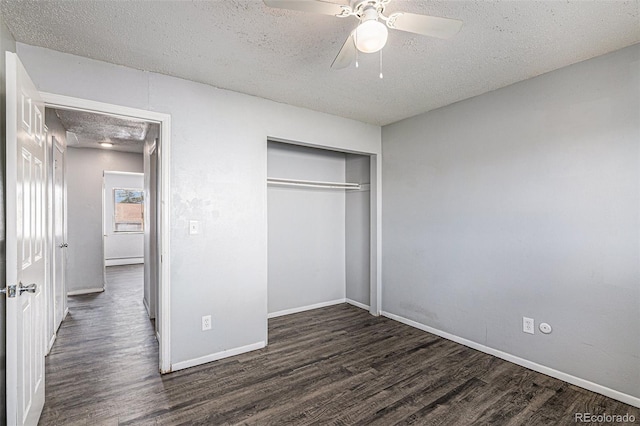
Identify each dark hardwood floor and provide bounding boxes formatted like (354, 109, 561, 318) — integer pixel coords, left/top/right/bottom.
(40, 266, 639, 425)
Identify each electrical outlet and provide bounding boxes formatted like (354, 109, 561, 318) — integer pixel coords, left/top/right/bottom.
(523, 317, 534, 334)
(201, 315, 212, 331)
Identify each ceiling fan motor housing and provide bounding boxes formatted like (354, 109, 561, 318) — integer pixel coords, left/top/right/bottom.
(350, 0, 388, 19)
(360, 6, 379, 23)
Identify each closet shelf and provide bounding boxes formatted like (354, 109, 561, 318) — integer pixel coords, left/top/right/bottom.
(267, 177, 361, 190)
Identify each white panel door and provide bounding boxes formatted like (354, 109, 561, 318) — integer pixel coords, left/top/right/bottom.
(53, 137, 67, 331)
(6, 52, 47, 426)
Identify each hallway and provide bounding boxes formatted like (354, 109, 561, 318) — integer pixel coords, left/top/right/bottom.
(40, 264, 159, 424)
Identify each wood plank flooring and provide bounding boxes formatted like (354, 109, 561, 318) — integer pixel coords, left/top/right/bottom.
(40, 266, 639, 425)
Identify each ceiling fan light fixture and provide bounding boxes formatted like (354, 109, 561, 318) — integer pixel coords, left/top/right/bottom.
(354, 7, 388, 53)
(264, 0, 464, 70)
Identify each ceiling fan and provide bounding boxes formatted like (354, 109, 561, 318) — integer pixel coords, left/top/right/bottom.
(263, 0, 463, 70)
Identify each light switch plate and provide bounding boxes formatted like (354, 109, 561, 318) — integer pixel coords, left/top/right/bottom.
(189, 220, 199, 235)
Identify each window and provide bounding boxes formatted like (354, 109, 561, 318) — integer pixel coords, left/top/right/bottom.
(113, 188, 144, 232)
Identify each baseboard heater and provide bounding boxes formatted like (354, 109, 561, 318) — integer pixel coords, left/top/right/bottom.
(105, 257, 144, 266)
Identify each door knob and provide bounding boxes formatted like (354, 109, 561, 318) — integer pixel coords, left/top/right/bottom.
(19, 282, 37, 295)
(59, 243, 68, 248)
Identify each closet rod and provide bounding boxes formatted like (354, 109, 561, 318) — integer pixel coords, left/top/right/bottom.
(267, 177, 360, 190)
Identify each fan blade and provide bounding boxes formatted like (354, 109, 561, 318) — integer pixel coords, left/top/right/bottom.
(331, 32, 356, 69)
(388, 12, 463, 39)
(264, 0, 350, 17)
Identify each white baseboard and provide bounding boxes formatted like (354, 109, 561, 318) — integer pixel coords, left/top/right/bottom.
(105, 257, 144, 266)
(381, 311, 640, 409)
(346, 298, 370, 311)
(46, 333, 56, 355)
(143, 297, 151, 317)
(268, 298, 346, 319)
(156, 331, 160, 343)
(67, 287, 104, 296)
(171, 341, 265, 372)
(63, 307, 69, 320)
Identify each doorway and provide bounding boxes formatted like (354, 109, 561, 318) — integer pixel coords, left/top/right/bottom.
(42, 93, 171, 373)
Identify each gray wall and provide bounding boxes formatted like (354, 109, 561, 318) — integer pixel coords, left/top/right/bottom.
(17, 43, 381, 366)
(345, 154, 370, 307)
(382, 44, 640, 399)
(0, 14, 16, 426)
(66, 147, 143, 293)
(267, 142, 346, 313)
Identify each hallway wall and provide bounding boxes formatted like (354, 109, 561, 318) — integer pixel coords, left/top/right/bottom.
(143, 125, 160, 321)
(66, 147, 143, 294)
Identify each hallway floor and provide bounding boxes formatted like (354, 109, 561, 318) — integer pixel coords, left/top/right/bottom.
(40, 264, 158, 425)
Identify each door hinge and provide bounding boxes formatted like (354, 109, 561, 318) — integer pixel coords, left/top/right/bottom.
(0, 285, 17, 298)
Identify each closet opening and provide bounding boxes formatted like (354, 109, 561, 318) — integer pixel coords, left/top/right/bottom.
(266, 140, 375, 325)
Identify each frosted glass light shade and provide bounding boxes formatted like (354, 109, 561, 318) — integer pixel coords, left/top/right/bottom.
(355, 19, 388, 53)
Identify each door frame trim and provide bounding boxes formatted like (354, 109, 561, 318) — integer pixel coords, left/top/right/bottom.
(40, 92, 172, 373)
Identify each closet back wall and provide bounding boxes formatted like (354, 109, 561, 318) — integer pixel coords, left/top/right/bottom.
(268, 142, 346, 315)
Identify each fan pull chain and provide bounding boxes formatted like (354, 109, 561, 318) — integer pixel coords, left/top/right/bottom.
(379, 49, 383, 79)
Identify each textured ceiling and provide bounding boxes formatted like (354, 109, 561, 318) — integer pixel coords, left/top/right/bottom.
(53, 108, 152, 153)
(3, 1, 639, 125)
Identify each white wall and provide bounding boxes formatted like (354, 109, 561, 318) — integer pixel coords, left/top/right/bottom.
(66, 147, 143, 293)
(345, 154, 371, 307)
(267, 142, 346, 314)
(382, 44, 640, 401)
(17, 43, 381, 367)
(103, 171, 144, 266)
